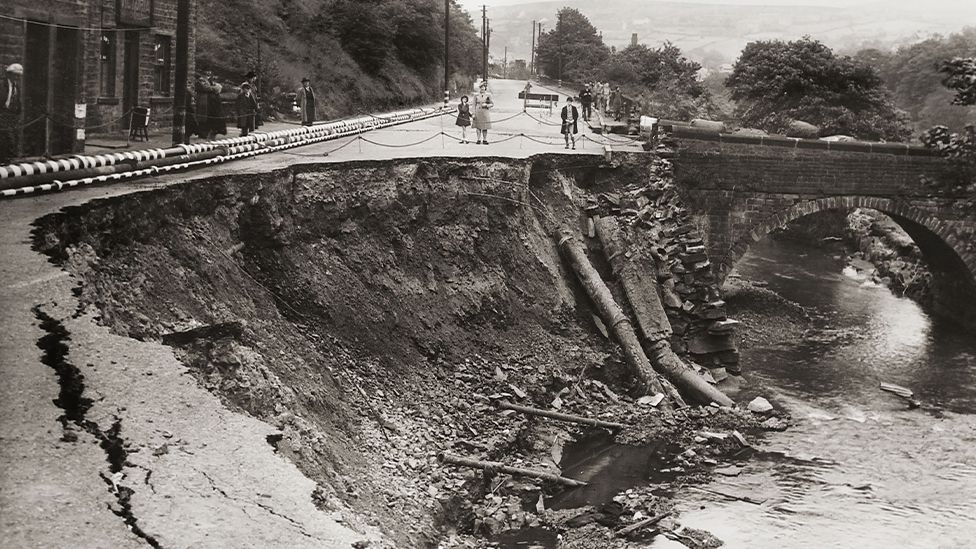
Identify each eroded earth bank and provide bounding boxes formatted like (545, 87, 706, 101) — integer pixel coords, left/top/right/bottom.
(32, 153, 786, 548)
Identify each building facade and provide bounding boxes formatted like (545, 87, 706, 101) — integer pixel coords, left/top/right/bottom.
(0, 0, 196, 158)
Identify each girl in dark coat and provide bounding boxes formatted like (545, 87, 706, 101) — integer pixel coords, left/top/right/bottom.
(561, 96, 579, 150)
(455, 96, 471, 143)
(236, 83, 258, 137)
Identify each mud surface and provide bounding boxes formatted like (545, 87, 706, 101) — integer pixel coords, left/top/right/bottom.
(32, 153, 770, 547)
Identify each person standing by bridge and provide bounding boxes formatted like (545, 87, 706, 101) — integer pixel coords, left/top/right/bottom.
(609, 86, 623, 121)
(561, 96, 579, 150)
(298, 77, 316, 126)
(473, 82, 493, 145)
(579, 84, 593, 122)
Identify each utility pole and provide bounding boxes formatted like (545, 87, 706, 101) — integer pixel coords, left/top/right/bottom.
(557, 12, 562, 88)
(444, 0, 450, 105)
(503, 46, 507, 79)
(537, 23, 543, 76)
(487, 19, 491, 78)
(171, 0, 190, 145)
(481, 5, 487, 82)
(530, 20, 535, 77)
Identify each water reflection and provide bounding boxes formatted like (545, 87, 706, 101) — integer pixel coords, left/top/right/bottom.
(677, 238, 976, 549)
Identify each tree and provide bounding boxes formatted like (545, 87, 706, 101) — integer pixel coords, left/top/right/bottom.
(941, 57, 976, 106)
(726, 38, 911, 141)
(919, 57, 976, 190)
(856, 28, 976, 133)
(535, 8, 609, 83)
(602, 42, 715, 120)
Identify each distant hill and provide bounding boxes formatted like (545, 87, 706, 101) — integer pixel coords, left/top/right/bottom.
(483, 0, 976, 68)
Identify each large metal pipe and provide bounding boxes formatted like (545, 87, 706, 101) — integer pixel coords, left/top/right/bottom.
(555, 227, 671, 407)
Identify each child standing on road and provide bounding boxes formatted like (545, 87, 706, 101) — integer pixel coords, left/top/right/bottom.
(456, 96, 472, 143)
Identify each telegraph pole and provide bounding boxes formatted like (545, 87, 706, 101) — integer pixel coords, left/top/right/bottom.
(487, 19, 492, 79)
(481, 5, 487, 82)
(171, 0, 190, 145)
(557, 12, 563, 88)
(444, 0, 450, 105)
(503, 46, 507, 79)
(530, 20, 536, 77)
(537, 22, 543, 76)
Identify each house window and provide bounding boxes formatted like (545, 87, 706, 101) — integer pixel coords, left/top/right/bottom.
(153, 35, 171, 96)
(100, 32, 116, 96)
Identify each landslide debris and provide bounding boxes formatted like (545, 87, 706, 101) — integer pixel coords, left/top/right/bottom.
(33, 153, 776, 548)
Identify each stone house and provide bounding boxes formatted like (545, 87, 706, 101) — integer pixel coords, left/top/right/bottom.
(0, 0, 196, 158)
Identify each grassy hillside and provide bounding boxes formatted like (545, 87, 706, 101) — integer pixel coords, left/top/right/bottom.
(195, 0, 483, 119)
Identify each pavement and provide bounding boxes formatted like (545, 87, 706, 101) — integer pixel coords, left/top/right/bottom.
(0, 79, 643, 547)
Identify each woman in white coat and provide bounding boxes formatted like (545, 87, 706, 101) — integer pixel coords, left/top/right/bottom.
(472, 82, 493, 144)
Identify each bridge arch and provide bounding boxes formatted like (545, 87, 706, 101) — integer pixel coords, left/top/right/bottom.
(715, 195, 976, 326)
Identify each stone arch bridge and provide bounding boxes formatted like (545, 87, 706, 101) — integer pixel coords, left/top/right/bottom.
(669, 127, 976, 328)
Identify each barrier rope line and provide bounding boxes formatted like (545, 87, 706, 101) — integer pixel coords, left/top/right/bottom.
(358, 132, 446, 149)
(1, 108, 447, 197)
(0, 92, 648, 198)
(281, 135, 360, 157)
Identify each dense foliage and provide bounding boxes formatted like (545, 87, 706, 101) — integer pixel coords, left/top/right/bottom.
(856, 28, 976, 133)
(534, 8, 609, 83)
(919, 57, 976, 190)
(196, 0, 483, 117)
(534, 8, 714, 120)
(941, 57, 976, 107)
(725, 38, 911, 141)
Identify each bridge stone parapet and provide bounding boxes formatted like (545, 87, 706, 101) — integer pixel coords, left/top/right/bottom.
(669, 127, 976, 327)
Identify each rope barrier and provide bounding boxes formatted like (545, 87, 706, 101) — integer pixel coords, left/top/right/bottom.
(358, 132, 446, 149)
(0, 107, 448, 197)
(0, 93, 648, 198)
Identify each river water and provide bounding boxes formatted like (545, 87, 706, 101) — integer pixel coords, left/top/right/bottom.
(675, 238, 976, 549)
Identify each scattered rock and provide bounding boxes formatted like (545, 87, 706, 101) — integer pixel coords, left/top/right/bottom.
(714, 465, 743, 477)
(747, 397, 773, 414)
(761, 417, 789, 431)
(637, 394, 665, 407)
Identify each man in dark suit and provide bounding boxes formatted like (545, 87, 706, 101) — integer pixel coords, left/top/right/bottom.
(560, 96, 579, 150)
(579, 84, 593, 122)
(297, 77, 315, 126)
(1, 63, 23, 163)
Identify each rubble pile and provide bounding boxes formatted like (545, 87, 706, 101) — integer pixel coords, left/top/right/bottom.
(582, 149, 741, 385)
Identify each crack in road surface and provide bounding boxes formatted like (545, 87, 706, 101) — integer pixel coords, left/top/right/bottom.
(33, 305, 163, 548)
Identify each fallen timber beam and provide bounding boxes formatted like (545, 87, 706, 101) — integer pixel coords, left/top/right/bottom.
(497, 401, 629, 430)
(438, 453, 588, 487)
(593, 216, 734, 408)
(555, 227, 671, 408)
(615, 511, 672, 537)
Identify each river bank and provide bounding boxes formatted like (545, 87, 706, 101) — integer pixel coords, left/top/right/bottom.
(681, 236, 976, 549)
(773, 209, 934, 307)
